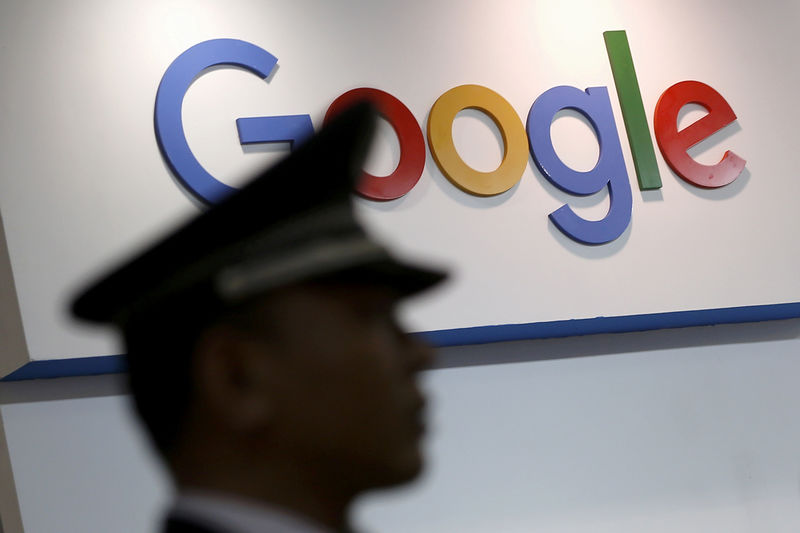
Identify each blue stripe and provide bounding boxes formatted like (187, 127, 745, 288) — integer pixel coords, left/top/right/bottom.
(6, 302, 800, 381)
(419, 302, 800, 346)
(2, 354, 127, 381)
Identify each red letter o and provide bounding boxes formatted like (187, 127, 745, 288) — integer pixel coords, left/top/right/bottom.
(325, 88, 425, 201)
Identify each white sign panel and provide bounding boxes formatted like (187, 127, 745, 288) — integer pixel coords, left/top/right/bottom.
(1, 0, 798, 377)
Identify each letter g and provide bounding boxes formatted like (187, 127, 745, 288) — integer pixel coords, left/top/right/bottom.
(154, 39, 312, 204)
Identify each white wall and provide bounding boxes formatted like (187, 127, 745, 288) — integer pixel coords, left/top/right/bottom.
(3, 319, 800, 533)
(3, 0, 800, 368)
(1, 3, 799, 531)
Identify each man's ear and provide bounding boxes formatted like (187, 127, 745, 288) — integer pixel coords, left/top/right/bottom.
(191, 323, 276, 432)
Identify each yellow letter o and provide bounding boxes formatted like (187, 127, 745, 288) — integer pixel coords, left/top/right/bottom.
(428, 84, 528, 196)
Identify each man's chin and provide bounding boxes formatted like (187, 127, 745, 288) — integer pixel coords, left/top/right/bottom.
(369, 447, 426, 489)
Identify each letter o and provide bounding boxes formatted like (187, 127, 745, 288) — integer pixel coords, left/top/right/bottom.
(325, 88, 425, 201)
(427, 85, 528, 196)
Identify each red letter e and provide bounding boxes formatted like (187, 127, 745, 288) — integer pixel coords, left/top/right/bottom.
(654, 81, 745, 188)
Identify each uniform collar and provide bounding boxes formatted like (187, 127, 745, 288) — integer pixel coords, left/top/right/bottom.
(171, 490, 334, 533)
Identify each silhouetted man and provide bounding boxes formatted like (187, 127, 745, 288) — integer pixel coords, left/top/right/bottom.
(71, 103, 446, 533)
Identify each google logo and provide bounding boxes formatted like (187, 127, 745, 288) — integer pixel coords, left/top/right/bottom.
(154, 32, 745, 245)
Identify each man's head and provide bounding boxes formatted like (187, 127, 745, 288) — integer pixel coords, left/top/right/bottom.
(71, 103, 446, 505)
(180, 282, 431, 488)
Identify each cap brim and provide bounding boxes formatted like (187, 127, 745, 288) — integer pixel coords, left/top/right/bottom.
(320, 256, 448, 298)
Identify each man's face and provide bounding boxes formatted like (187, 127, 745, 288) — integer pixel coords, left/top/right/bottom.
(239, 281, 434, 490)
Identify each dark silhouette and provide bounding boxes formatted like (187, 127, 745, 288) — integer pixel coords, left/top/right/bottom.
(71, 103, 446, 533)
